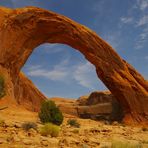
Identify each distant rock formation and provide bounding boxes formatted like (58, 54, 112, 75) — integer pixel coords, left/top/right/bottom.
(52, 91, 123, 122)
(0, 6, 148, 124)
(77, 91, 123, 121)
(77, 91, 113, 106)
(86, 91, 113, 105)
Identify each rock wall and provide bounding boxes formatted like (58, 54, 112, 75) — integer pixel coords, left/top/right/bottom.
(0, 6, 148, 123)
(15, 72, 46, 111)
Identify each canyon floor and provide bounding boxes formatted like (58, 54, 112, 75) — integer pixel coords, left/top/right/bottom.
(0, 106, 148, 148)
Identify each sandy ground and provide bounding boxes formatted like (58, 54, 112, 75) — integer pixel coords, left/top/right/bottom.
(0, 106, 148, 148)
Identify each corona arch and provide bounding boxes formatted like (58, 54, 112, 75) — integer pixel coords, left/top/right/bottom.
(0, 7, 148, 123)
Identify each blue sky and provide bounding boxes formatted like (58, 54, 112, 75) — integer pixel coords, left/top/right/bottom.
(1, 0, 148, 98)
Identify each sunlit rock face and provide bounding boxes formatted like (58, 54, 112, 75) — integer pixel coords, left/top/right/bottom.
(0, 6, 148, 124)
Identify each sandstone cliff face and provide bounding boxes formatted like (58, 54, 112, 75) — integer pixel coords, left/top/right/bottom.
(0, 6, 147, 123)
(77, 91, 113, 106)
(86, 91, 113, 105)
(77, 91, 116, 121)
(15, 72, 46, 111)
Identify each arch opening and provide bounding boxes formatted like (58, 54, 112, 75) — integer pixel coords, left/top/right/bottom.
(22, 43, 107, 99)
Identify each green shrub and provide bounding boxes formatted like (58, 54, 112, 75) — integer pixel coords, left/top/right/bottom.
(0, 75, 5, 98)
(39, 123, 60, 137)
(39, 100, 63, 125)
(22, 122, 37, 131)
(67, 119, 80, 128)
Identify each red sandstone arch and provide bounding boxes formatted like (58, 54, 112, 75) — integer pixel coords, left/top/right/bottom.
(0, 7, 148, 123)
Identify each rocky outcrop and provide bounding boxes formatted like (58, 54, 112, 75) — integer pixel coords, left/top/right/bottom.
(86, 91, 113, 105)
(50, 95, 113, 119)
(0, 6, 148, 123)
(76, 91, 122, 121)
(51, 92, 123, 122)
(15, 72, 46, 111)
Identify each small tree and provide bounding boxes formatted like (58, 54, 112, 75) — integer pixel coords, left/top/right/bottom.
(39, 100, 63, 125)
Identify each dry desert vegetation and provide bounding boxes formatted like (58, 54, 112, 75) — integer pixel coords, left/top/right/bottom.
(0, 104, 148, 148)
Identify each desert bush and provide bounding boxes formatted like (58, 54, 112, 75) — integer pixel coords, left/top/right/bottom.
(67, 119, 80, 128)
(39, 100, 63, 125)
(22, 122, 37, 131)
(0, 75, 5, 98)
(39, 123, 60, 137)
(142, 127, 148, 131)
(112, 140, 142, 148)
(72, 129, 79, 134)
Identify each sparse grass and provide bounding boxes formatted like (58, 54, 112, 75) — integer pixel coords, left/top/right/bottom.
(39, 123, 60, 137)
(67, 119, 80, 128)
(6, 135, 14, 142)
(0, 119, 5, 127)
(72, 129, 79, 134)
(142, 140, 148, 144)
(112, 140, 142, 148)
(0, 75, 5, 99)
(82, 144, 89, 148)
(21, 122, 37, 131)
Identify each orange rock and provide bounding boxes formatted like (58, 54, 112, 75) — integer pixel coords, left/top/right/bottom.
(15, 72, 46, 111)
(0, 6, 147, 124)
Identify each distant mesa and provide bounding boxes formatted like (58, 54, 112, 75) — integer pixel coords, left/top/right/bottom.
(0, 6, 147, 124)
(51, 91, 123, 122)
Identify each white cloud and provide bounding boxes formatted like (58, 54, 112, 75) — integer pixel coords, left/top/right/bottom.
(26, 60, 105, 90)
(27, 65, 42, 71)
(120, 17, 133, 24)
(27, 59, 70, 81)
(136, 0, 148, 11)
(43, 44, 65, 54)
(74, 62, 99, 89)
(137, 15, 148, 26)
(28, 68, 68, 81)
(135, 26, 148, 49)
(134, 2, 148, 49)
(102, 32, 121, 50)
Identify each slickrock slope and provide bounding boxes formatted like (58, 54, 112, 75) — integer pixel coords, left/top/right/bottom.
(0, 6, 148, 124)
(15, 72, 46, 111)
(0, 70, 46, 112)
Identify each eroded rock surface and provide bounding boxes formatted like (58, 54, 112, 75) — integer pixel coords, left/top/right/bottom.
(0, 6, 148, 123)
(15, 72, 46, 111)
